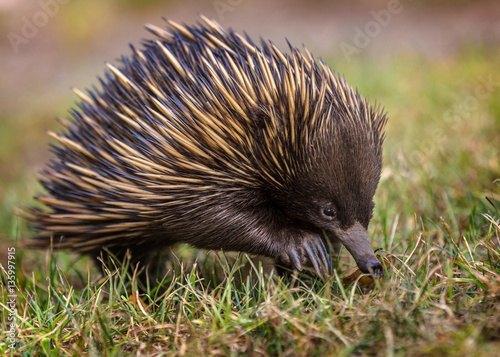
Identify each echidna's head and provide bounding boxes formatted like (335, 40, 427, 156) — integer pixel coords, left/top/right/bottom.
(272, 104, 386, 276)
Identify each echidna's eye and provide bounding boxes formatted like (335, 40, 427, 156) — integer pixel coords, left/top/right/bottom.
(322, 207, 335, 219)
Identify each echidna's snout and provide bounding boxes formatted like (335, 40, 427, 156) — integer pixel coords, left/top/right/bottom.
(360, 257, 383, 278)
(333, 222, 382, 278)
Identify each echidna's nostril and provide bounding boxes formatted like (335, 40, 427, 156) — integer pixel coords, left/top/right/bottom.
(365, 259, 383, 278)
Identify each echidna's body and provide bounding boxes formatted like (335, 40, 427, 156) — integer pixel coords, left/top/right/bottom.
(24, 16, 387, 277)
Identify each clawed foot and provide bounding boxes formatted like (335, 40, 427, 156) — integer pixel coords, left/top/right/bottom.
(279, 234, 332, 277)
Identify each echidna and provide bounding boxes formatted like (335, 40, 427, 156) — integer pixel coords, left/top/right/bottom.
(23, 15, 387, 279)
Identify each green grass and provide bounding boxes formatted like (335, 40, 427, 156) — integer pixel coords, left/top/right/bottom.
(1, 47, 500, 356)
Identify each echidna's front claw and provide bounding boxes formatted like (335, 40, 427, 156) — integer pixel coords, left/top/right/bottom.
(288, 248, 303, 271)
(303, 235, 331, 277)
(314, 238, 332, 276)
(303, 240, 322, 276)
(278, 234, 331, 276)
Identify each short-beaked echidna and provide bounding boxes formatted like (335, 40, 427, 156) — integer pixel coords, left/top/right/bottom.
(23, 16, 388, 278)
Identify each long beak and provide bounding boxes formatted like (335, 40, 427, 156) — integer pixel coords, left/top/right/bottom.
(334, 222, 382, 277)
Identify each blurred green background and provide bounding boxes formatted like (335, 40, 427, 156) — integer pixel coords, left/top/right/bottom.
(0, 0, 499, 258)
